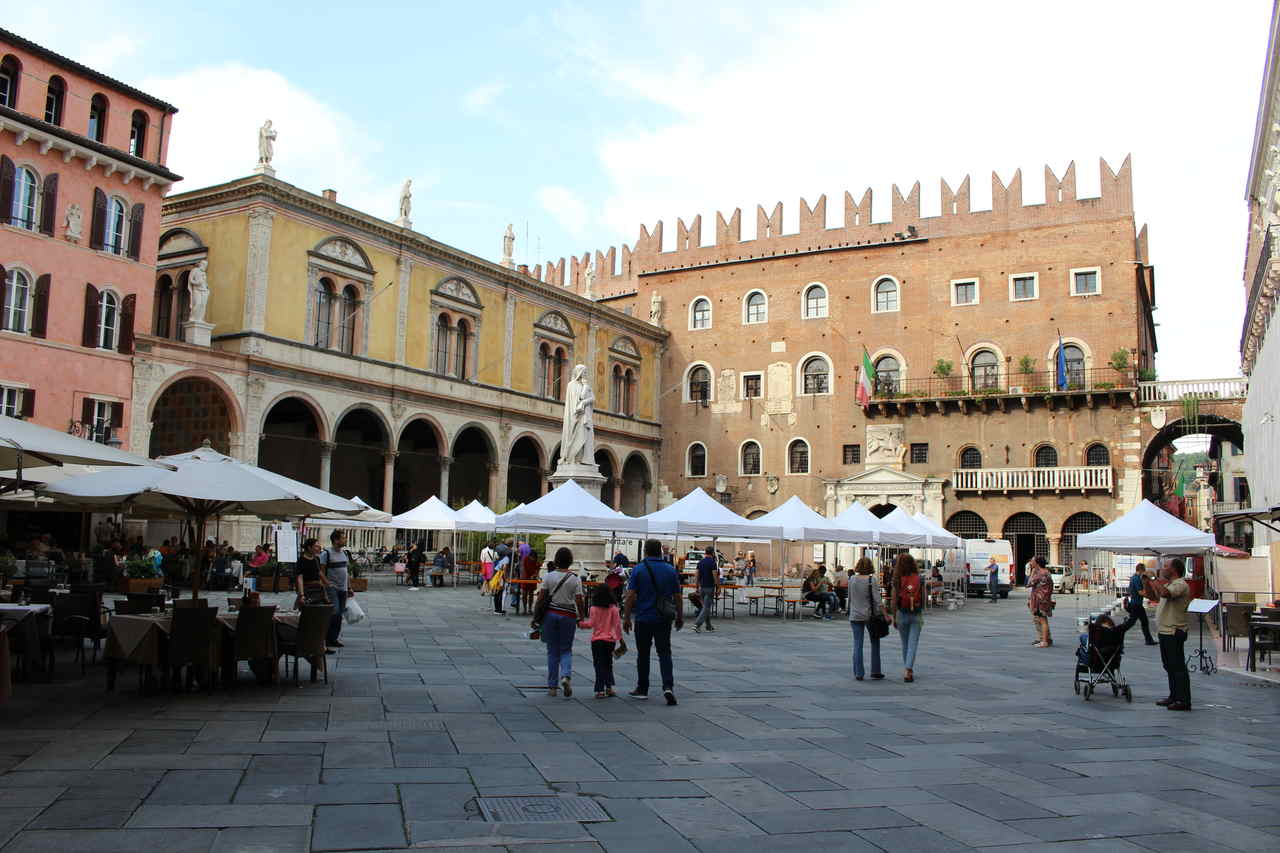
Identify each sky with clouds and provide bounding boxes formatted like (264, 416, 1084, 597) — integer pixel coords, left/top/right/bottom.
(10, 1, 1270, 380)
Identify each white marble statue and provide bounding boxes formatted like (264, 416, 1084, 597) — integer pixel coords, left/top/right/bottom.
(398, 179, 412, 220)
(257, 120, 277, 167)
(559, 364, 595, 466)
(63, 202, 83, 243)
(649, 290, 663, 326)
(188, 260, 210, 324)
(502, 224, 515, 267)
(583, 259, 596, 295)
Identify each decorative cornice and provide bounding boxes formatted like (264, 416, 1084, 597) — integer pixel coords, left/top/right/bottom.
(0, 105, 181, 184)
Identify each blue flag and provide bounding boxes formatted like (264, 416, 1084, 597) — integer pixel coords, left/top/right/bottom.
(1056, 334, 1068, 390)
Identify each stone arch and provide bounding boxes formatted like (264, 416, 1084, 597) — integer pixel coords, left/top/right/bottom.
(1002, 511, 1048, 583)
(333, 407, 390, 508)
(620, 451, 652, 516)
(260, 396, 325, 487)
(1141, 413, 1244, 514)
(259, 390, 330, 442)
(158, 227, 206, 252)
(945, 510, 989, 539)
(451, 423, 497, 507)
(147, 374, 238, 458)
(595, 446, 621, 508)
(507, 433, 546, 509)
(395, 416, 444, 513)
(333, 401, 392, 444)
(147, 370, 243, 436)
(1061, 511, 1106, 568)
(313, 236, 374, 273)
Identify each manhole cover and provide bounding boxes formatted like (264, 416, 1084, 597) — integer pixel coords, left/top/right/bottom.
(477, 796, 610, 823)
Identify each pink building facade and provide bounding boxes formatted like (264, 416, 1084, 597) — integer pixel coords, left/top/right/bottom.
(0, 28, 179, 449)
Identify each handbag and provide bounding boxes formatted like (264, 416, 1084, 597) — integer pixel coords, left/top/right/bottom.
(531, 571, 573, 627)
(645, 560, 678, 622)
(865, 578, 890, 639)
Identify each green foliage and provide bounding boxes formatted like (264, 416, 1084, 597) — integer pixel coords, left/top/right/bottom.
(123, 557, 162, 579)
(1095, 382, 1115, 390)
(932, 358, 954, 378)
(1017, 355, 1036, 375)
(1138, 367, 1157, 381)
(1109, 349, 1130, 372)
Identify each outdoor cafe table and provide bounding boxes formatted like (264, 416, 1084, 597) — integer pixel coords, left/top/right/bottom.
(1246, 618, 1280, 672)
(0, 603, 53, 700)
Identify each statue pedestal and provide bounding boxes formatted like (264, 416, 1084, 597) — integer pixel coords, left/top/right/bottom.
(182, 320, 215, 348)
(253, 164, 276, 178)
(395, 216, 412, 229)
(548, 462, 606, 501)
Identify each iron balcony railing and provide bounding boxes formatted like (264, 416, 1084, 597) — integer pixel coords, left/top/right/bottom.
(952, 465, 1113, 493)
(874, 366, 1131, 400)
(1136, 377, 1248, 403)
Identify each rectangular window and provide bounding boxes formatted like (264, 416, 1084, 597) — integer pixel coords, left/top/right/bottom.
(1010, 274, 1038, 301)
(1071, 268, 1100, 296)
(742, 373, 762, 399)
(92, 400, 114, 443)
(951, 279, 978, 306)
(842, 444, 861, 465)
(909, 443, 928, 464)
(0, 387, 23, 417)
(1234, 476, 1250, 504)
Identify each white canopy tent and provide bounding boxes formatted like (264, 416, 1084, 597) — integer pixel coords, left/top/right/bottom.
(641, 488, 783, 540)
(454, 500, 500, 533)
(911, 512, 963, 549)
(831, 502, 890, 544)
(1076, 499, 1215, 555)
(390, 495, 458, 530)
(494, 480, 647, 534)
(756, 495, 874, 542)
(875, 507, 932, 547)
(310, 495, 393, 526)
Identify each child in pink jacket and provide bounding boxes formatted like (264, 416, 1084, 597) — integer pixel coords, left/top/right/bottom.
(579, 585, 622, 698)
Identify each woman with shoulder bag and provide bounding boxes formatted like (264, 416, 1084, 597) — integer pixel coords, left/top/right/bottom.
(847, 557, 885, 681)
(888, 553, 925, 683)
(533, 548, 586, 698)
(294, 538, 330, 610)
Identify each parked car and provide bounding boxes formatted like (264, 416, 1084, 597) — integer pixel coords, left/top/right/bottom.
(1049, 564, 1076, 593)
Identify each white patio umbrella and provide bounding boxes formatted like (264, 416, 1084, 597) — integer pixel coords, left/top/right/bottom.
(0, 414, 170, 493)
(1076, 499, 1214, 555)
(495, 479, 647, 534)
(41, 442, 362, 595)
(310, 495, 393, 525)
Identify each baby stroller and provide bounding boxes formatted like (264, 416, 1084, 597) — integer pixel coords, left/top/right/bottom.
(1074, 615, 1132, 702)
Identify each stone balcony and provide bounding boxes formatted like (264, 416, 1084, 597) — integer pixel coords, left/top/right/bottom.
(1136, 377, 1248, 403)
(952, 465, 1113, 494)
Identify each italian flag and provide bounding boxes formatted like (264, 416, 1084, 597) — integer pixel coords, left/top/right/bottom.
(856, 350, 875, 408)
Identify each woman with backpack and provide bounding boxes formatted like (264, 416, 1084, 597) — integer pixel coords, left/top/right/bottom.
(887, 553, 925, 683)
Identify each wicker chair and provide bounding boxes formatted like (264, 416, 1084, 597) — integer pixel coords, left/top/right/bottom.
(278, 606, 330, 686)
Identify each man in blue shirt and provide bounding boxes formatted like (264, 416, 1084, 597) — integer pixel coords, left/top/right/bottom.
(624, 538, 682, 705)
(1123, 563, 1157, 645)
(693, 546, 719, 633)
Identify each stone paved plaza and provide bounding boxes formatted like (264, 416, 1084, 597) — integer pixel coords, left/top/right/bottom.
(1, 580, 1279, 852)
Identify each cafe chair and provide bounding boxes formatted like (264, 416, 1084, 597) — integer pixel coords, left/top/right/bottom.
(232, 605, 278, 686)
(52, 592, 107, 674)
(127, 593, 166, 613)
(174, 598, 210, 608)
(168, 605, 219, 693)
(278, 605, 330, 686)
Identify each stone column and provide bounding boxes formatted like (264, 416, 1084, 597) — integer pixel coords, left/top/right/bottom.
(1047, 534, 1062, 566)
(488, 462, 502, 510)
(643, 479, 654, 514)
(319, 441, 335, 492)
(382, 450, 399, 513)
(604, 477, 618, 509)
(438, 455, 452, 503)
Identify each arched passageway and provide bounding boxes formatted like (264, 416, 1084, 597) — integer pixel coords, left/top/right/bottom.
(149, 377, 233, 458)
(259, 398, 322, 487)
(1142, 414, 1245, 527)
(1061, 512, 1105, 568)
(451, 427, 493, 507)
(395, 419, 441, 514)
(945, 510, 989, 540)
(619, 454, 650, 516)
(595, 450, 617, 509)
(332, 409, 387, 508)
(1002, 512, 1047, 584)
(506, 437, 543, 509)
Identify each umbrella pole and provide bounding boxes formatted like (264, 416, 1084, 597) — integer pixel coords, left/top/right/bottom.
(191, 513, 207, 600)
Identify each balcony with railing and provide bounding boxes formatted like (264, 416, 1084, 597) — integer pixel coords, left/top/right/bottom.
(952, 465, 1113, 494)
(67, 420, 115, 446)
(869, 366, 1136, 416)
(1136, 377, 1248, 403)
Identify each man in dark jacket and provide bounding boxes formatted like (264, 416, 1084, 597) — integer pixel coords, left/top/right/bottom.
(1123, 563, 1157, 645)
(624, 539, 682, 705)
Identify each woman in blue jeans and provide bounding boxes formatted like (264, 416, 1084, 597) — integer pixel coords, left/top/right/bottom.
(847, 557, 884, 680)
(887, 553, 925, 683)
(533, 548, 586, 698)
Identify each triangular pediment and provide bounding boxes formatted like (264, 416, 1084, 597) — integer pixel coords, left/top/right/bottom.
(831, 465, 932, 486)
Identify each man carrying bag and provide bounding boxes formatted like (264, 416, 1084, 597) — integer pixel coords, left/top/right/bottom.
(623, 539, 682, 705)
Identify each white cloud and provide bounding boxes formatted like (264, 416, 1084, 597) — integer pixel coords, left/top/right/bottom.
(143, 64, 435, 225)
(463, 81, 507, 115)
(552, 0, 1268, 380)
(538, 185, 589, 237)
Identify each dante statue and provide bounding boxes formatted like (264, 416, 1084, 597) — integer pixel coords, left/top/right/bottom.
(398, 179, 412, 220)
(188, 260, 210, 324)
(559, 364, 595, 466)
(257, 120, 277, 166)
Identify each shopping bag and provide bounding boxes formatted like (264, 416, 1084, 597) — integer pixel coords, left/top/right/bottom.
(344, 596, 366, 625)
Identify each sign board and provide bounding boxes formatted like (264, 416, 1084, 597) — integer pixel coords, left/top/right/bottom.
(1187, 598, 1219, 614)
(273, 522, 298, 564)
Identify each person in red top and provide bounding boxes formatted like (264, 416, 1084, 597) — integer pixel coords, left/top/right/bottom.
(520, 548, 541, 613)
(887, 553, 925, 683)
(579, 584, 623, 698)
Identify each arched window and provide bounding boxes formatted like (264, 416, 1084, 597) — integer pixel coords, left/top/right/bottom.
(338, 285, 359, 355)
(434, 313, 451, 373)
(88, 94, 108, 142)
(611, 365, 624, 413)
(801, 356, 830, 394)
(175, 271, 191, 341)
(1086, 443, 1110, 466)
(688, 365, 711, 402)
(44, 75, 65, 125)
(687, 443, 707, 477)
(804, 283, 828, 318)
(1034, 445, 1058, 468)
(788, 439, 810, 474)
(97, 291, 118, 350)
(153, 276, 173, 338)
(959, 446, 982, 469)
(874, 355, 900, 395)
(0, 55, 20, 108)
(873, 277, 899, 312)
(536, 342, 551, 398)
(9, 167, 38, 230)
(454, 318, 470, 378)
(945, 510, 989, 540)
(551, 347, 566, 401)
(744, 291, 767, 324)
(104, 197, 128, 255)
(314, 279, 334, 348)
(1057, 343, 1085, 388)
(129, 110, 147, 158)
(741, 441, 761, 475)
(623, 368, 635, 416)
(3, 269, 31, 333)
(970, 349, 1000, 390)
(690, 297, 711, 330)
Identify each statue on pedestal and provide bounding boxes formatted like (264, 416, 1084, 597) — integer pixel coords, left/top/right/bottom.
(398, 179, 412, 222)
(649, 290, 663, 326)
(559, 364, 595, 466)
(502, 224, 515, 268)
(256, 120, 277, 174)
(188, 260, 210, 324)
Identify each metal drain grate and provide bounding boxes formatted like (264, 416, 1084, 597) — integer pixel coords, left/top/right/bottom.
(328, 718, 447, 731)
(477, 796, 610, 823)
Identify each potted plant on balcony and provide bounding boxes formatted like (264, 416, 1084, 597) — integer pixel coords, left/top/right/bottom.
(119, 557, 164, 594)
(932, 358, 960, 394)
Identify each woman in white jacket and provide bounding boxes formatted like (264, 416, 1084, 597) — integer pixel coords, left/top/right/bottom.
(847, 557, 885, 681)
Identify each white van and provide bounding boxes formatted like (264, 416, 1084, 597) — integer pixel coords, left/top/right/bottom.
(962, 539, 1014, 598)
